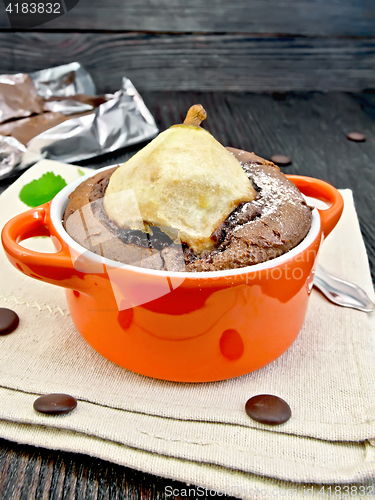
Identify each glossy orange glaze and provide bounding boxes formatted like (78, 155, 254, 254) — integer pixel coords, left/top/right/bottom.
(1, 176, 343, 382)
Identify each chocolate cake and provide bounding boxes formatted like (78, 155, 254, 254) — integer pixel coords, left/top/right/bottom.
(63, 148, 312, 272)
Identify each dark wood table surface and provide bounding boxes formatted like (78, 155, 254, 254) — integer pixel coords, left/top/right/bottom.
(0, 91, 374, 499)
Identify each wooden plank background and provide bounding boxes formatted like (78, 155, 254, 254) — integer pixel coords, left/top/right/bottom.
(1, 0, 375, 36)
(0, 0, 375, 92)
(1, 33, 375, 93)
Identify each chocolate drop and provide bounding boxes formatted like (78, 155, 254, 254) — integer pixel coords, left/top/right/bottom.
(245, 394, 291, 425)
(0, 308, 19, 335)
(347, 132, 366, 142)
(270, 154, 292, 166)
(33, 393, 77, 415)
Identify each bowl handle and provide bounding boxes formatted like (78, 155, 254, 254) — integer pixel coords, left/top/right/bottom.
(1, 202, 87, 290)
(286, 175, 344, 237)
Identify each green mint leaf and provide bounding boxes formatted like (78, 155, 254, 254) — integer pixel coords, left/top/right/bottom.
(78, 168, 85, 176)
(19, 172, 67, 207)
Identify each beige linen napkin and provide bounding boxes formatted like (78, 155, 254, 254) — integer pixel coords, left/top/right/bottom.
(0, 161, 375, 499)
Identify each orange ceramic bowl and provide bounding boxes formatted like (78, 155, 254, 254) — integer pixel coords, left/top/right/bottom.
(1, 168, 343, 382)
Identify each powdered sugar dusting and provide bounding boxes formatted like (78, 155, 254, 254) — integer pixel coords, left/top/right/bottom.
(243, 162, 299, 219)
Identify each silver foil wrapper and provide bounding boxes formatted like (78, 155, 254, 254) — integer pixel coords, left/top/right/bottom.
(21, 77, 158, 167)
(0, 73, 44, 123)
(30, 62, 96, 99)
(0, 63, 158, 179)
(0, 136, 27, 177)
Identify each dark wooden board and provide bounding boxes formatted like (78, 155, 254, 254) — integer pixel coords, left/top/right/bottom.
(0, 438, 240, 500)
(0, 91, 374, 499)
(0, 438, 213, 499)
(1, 0, 375, 36)
(1, 33, 375, 92)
